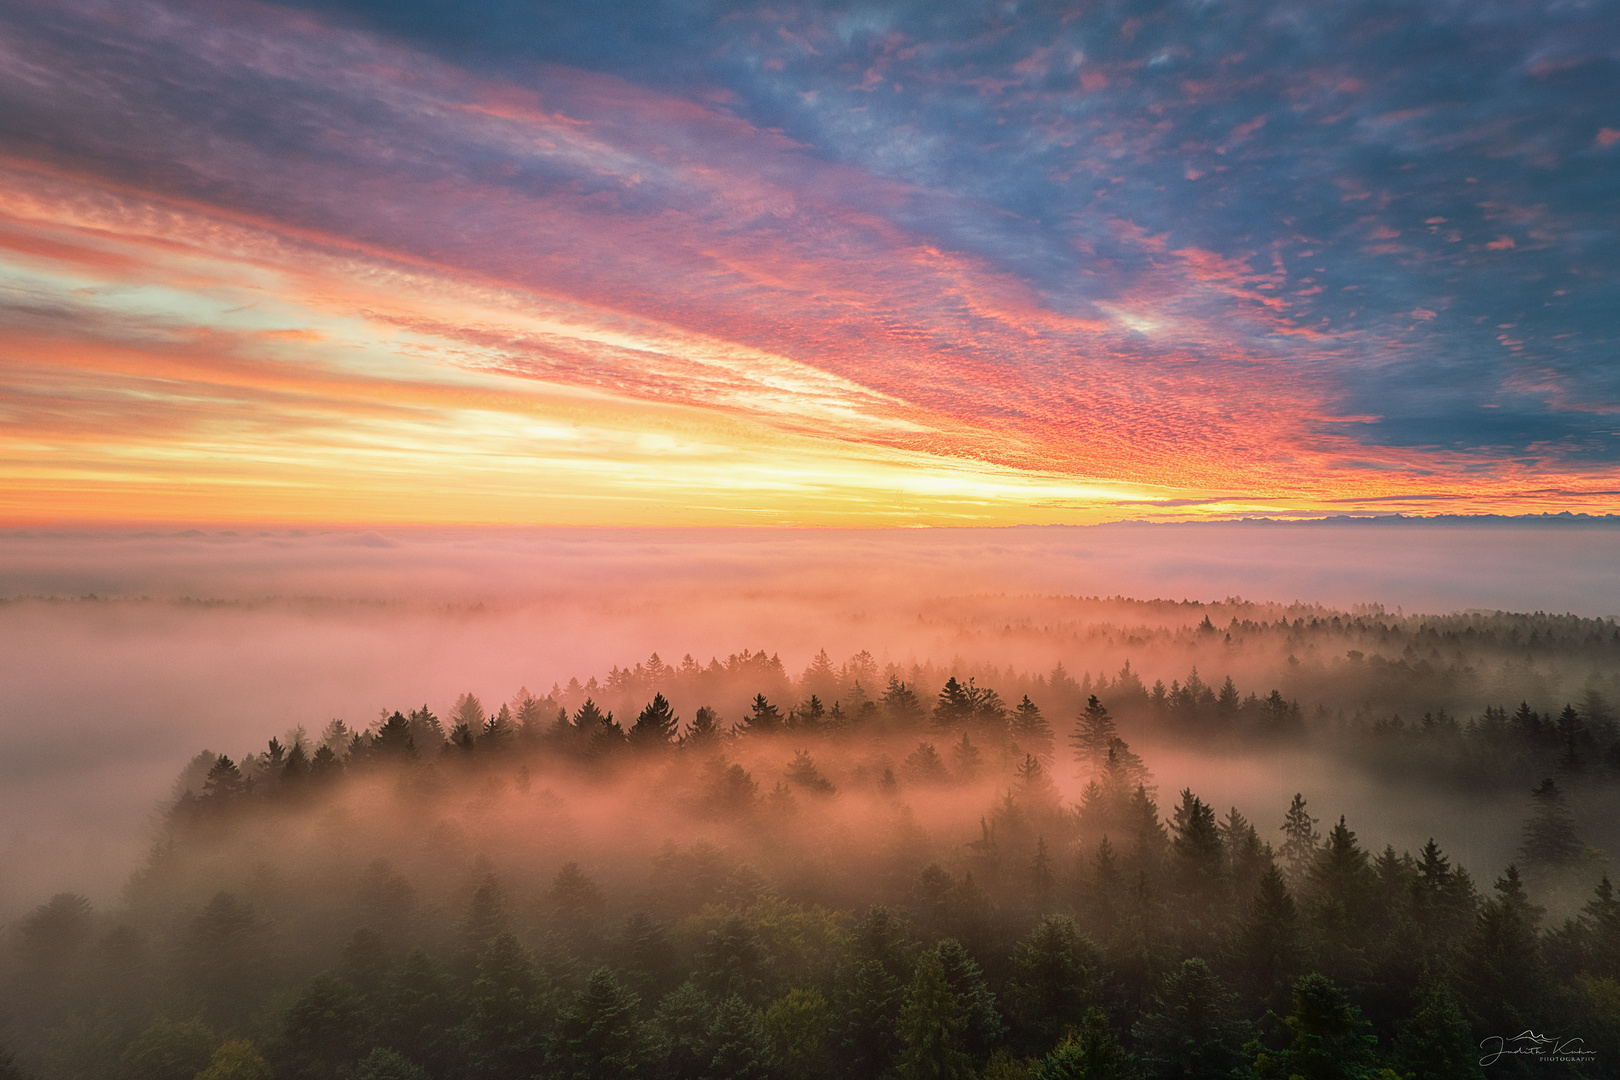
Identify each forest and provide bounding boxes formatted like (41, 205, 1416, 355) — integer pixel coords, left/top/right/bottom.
(3, 599, 1618, 1080)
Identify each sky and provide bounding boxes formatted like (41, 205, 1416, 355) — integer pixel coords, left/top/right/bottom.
(1, 0, 1618, 524)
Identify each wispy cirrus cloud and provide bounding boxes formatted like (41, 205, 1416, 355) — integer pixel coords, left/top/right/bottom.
(0, 0, 1616, 523)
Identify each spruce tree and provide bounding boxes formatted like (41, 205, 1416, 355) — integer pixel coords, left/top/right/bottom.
(1008, 916, 1097, 1055)
(744, 694, 783, 734)
(549, 968, 646, 1080)
(1132, 958, 1253, 1080)
(1391, 979, 1483, 1080)
(1232, 863, 1300, 1011)
(462, 932, 554, 1080)
(278, 974, 367, 1080)
(1457, 867, 1549, 1038)
(629, 693, 679, 748)
(895, 949, 974, 1080)
(705, 995, 773, 1080)
(933, 939, 1004, 1065)
(1012, 695, 1056, 764)
(1519, 778, 1582, 868)
(1277, 794, 1320, 889)
(1035, 1010, 1134, 1080)
(1072, 696, 1118, 771)
(1581, 875, 1620, 978)
(1252, 973, 1382, 1080)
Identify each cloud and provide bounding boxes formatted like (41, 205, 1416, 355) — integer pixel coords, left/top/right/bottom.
(0, 0, 1617, 523)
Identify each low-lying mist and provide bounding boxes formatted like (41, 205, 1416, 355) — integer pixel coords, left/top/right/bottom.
(3, 521, 1619, 1080)
(1, 520, 1615, 917)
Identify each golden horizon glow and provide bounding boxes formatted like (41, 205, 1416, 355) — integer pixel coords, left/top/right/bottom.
(3, 159, 1615, 527)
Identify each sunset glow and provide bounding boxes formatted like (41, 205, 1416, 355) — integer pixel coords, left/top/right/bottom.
(2, 0, 1617, 523)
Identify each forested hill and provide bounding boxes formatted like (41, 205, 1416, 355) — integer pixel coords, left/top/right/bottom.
(4, 607, 1620, 1080)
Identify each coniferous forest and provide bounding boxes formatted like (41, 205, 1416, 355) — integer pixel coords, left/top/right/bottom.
(4, 599, 1620, 1080)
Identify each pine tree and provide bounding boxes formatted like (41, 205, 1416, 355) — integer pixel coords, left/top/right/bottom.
(933, 939, 1004, 1065)
(743, 694, 783, 734)
(373, 712, 416, 758)
(195, 1040, 272, 1080)
(1132, 958, 1253, 1080)
(1277, 794, 1320, 889)
(883, 676, 927, 729)
(202, 755, 247, 801)
(278, 974, 367, 1080)
(348, 1048, 427, 1080)
(760, 988, 832, 1080)
(1170, 790, 1224, 890)
(787, 749, 835, 794)
(450, 693, 486, 737)
(118, 1017, 219, 1080)
(696, 914, 773, 1006)
(548, 862, 606, 938)
(1008, 916, 1097, 1055)
(905, 743, 949, 783)
(952, 733, 982, 780)
(1391, 979, 1483, 1080)
(463, 932, 554, 1080)
(1015, 756, 1062, 822)
(1035, 1010, 1134, 1079)
(1581, 875, 1620, 978)
(1458, 867, 1549, 1038)
(681, 706, 721, 748)
(1030, 838, 1056, 913)
(1519, 778, 1582, 868)
(835, 907, 914, 1077)
(1072, 696, 1118, 771)
(704, 995, 773, 1080)
(383, 951, 457, 1079)
(1233, 863, 1301, 1010)
(1252, 973, 1382, 1080)
(1012, 695, 1056, 764)
(481, 703, 514, 748)
(1306, 817, 1375, 986)
(934, 678, 976, 731)
(1408, 839, 1477, 963)
(895, 949, 974, 1080)
(549, 968, 646, 1080)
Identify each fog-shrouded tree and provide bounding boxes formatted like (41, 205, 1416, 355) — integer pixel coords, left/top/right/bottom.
(1072, 696, 1118, 772)
(895, 948, 974, 1080)
(1277, 794, 1320, 889)
(1012, 695, 1056, 764)
(629, 693, 679, 749)
(1132, 958, 1252, 1080)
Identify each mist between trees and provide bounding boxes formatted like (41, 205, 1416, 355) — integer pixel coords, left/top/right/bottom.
(3, 599, 1619, 1080)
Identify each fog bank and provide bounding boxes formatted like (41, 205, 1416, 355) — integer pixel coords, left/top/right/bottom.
(1, 520, 1615, 915)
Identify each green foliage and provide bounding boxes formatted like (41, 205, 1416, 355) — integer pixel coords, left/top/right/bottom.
(1010, 915, 1098, 1055)
(549, 967, 647, 1080)
(760, 988, 831, 1080)
(1034, 1010, 1136, 1080)
(277, 973, 367, 1080)
(461, 931, 554, 1080)
(895, 948, 974, 1080)
(194, 1040, 271, 1080)
(1519, 778, 1584, 868)
(116, 1016, 218, 1080)
(1132, 959, 1253, 1080)
(348, 1047, 428, 1080)
(1390, 979, 1482, 1080)
(14, 637, 1620, 1080)
(1252, 974, 1385, 1080)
